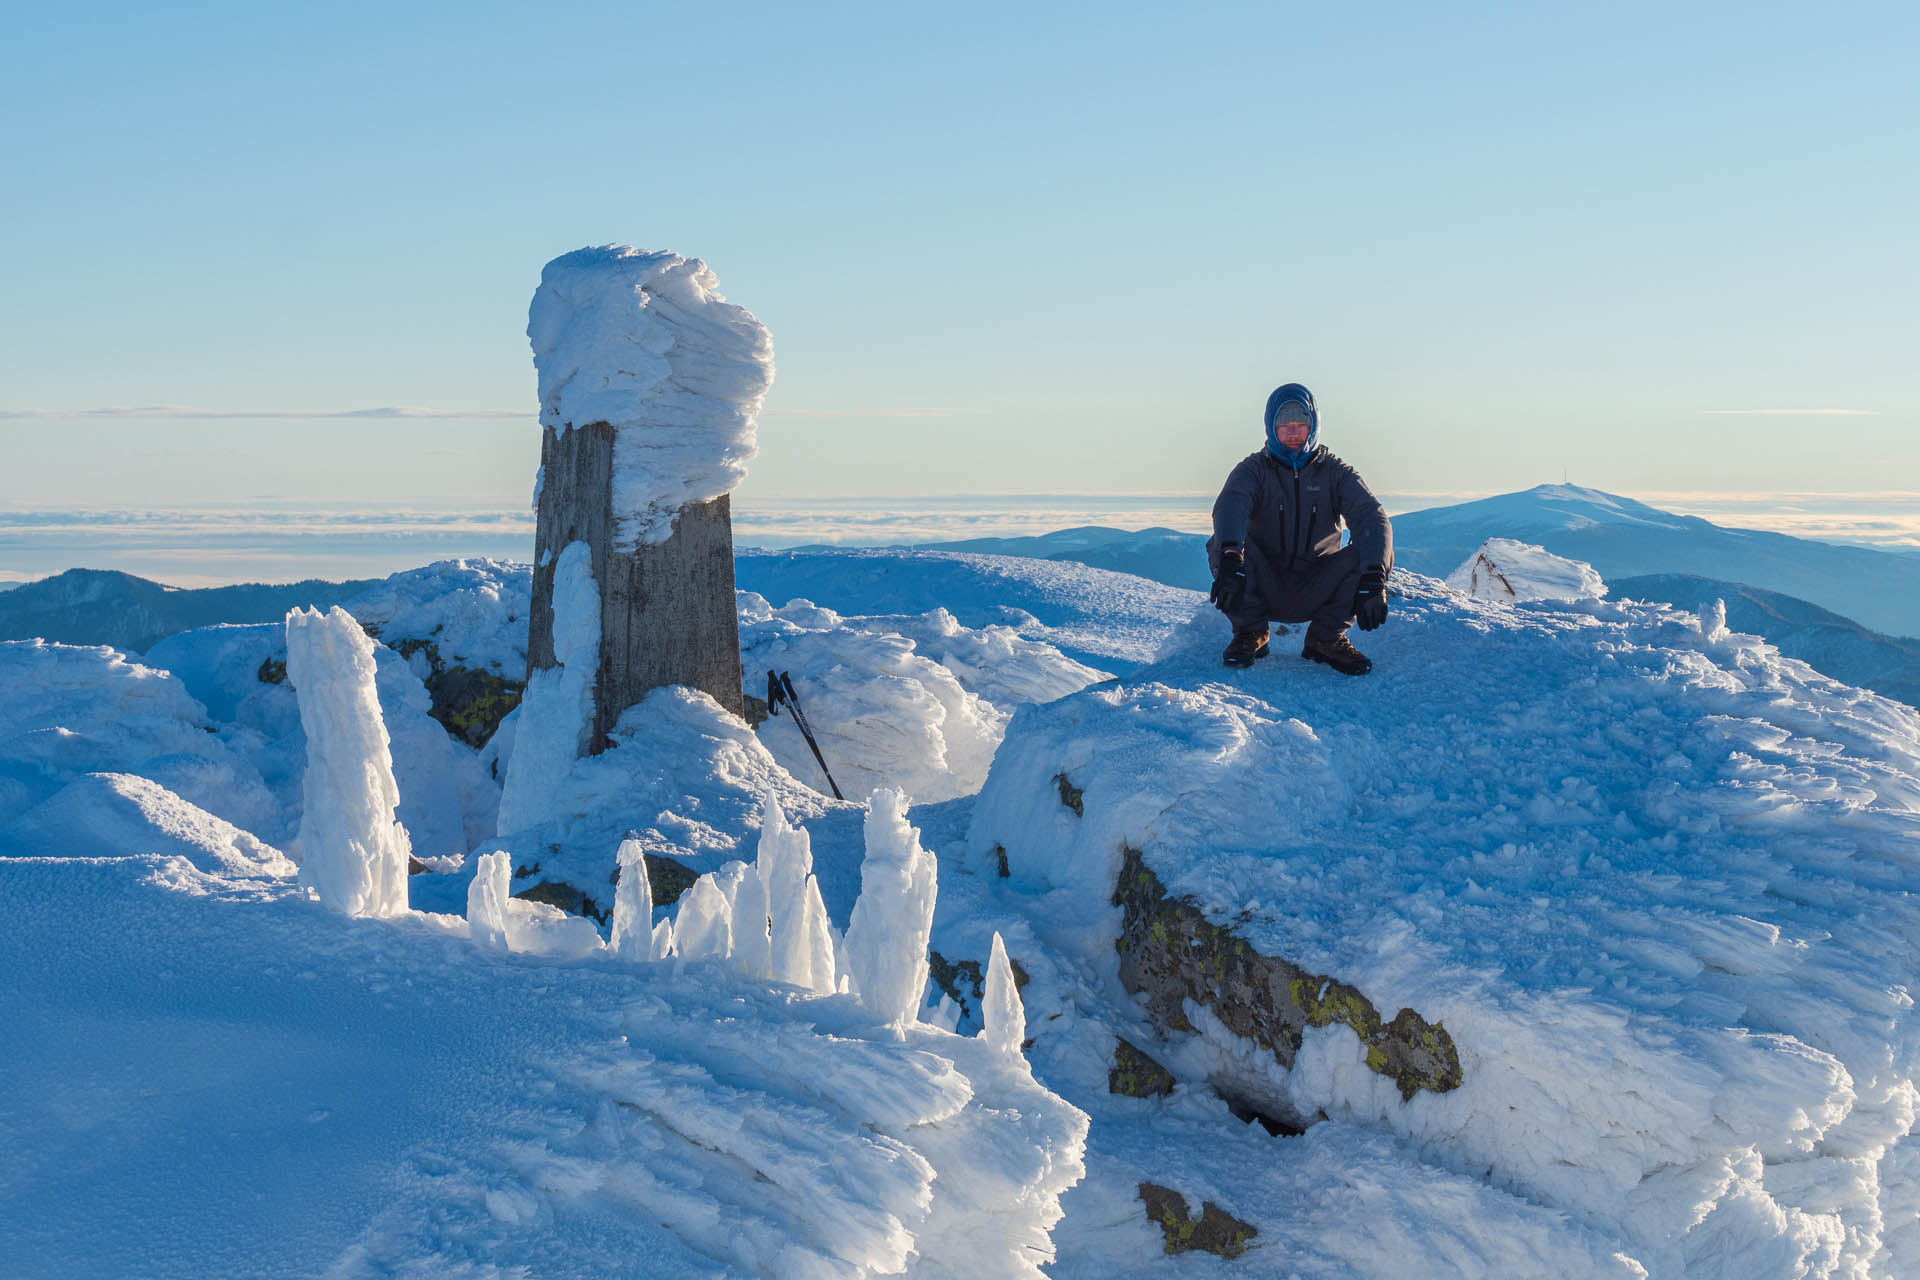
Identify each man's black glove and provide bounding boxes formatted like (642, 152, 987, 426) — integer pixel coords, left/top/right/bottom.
(1353, 564, 1389, 631)
(1210, 545, 1248, 615)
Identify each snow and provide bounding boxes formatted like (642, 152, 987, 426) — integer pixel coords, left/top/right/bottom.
(144, 620, 485, 860)
(1447, 536, 1608, 602)
(17, 540, 1920, 1276)
(341, 557, 530, 679)
(1, 854, 1084, 1279)
(527, 246, 775, 547)
(970, 573, 1920, 1276)
(2, 770, 292, 877)
(736, 546, 1201, 669)
(285, 606, 411, 918)
(496, 540, 599, 836)
(0, 637, 279, 832)
(742, 596, 1014, 802)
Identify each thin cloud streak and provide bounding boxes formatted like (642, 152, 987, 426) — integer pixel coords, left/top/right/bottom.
(1, 405, 959, 422)
(0, 405, 529, 420)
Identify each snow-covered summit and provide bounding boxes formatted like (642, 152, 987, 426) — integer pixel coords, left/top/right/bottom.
(972, 574, 1920, 1277)
(527, 246, 774, 546)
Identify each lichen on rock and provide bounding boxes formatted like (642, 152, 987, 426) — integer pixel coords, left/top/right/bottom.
(1113, 845, 1461, 1102)
(1110, 1036, 1177, 1098)
(1137, 1182, 1258, 1259)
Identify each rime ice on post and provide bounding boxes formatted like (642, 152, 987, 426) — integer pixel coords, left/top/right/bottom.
(844, 788, 939, 1029)
(285, 606, 412, 917)
(524, 246, 773, 746)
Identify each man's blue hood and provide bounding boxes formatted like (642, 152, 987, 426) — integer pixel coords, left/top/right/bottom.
(1263, 383, 1318, 471)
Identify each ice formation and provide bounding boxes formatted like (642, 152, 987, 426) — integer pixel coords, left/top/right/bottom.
(843, 787, 939, 1029)
(284, 606, 411, 918)
(496, 541, 599, 836)
(757, 792, 838, 994)
(467, 848, 510, 951)
(1447, 536, 1608, 602)
(982, 931, 1027, 1060)
(974, 575, 1920, 1277)
(527, 245, 775, 547)
(607, 836, 653, 962)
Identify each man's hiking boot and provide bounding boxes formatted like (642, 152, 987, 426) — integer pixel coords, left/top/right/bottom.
(1222, 626, 1270, 668)
(1302, 630, 1372, 676)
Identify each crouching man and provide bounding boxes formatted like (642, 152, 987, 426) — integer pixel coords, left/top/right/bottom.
(1208, 383, 1392, 675)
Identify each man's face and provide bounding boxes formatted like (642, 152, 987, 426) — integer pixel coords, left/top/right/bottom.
(1272, 418, 1311, 451)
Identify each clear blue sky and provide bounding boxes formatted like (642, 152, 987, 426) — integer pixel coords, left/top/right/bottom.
(2, 0, 1914, 510)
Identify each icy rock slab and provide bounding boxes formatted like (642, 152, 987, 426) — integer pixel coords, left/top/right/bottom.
(527, 245, 774, 548)
(285, 606, 412, 918)
(1447, 537, 1607, 602)
(971, 574, 1920, 1278)
(2, 771, 293, 877)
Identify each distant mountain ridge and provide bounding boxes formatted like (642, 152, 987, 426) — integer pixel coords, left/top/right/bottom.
(1392, 484, 1920, 638)
(0, 568, 378, 653)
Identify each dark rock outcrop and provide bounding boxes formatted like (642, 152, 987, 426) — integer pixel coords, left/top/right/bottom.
(1137, 1183, 1258, 1259)
(1109, 1037, 1176, 1098)
(1113, 845, 1461, 1104)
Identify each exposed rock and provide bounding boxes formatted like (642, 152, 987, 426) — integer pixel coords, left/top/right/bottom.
(630, 851, 700, 908)
(1054, 772, 1084, 816)
(1109, 1036, 1176, 1098)
(256, 656, 286, 685)
(1137, 1182, 1258, 1259)
(1113, 845, 1461, 1103)
(383, 635, 524, 748)
(513, 878, 606, 925)
(930, 947, 1031, 1027)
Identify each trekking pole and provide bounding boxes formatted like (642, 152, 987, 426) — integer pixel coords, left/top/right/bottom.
(766, 669, 844, 800)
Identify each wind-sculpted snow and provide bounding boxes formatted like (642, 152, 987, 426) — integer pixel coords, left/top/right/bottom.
(528, 245, 774, 547)
(4, 771, 293, 877)
(971, 573, 1920, 1276)
(0, 638, 281, 845)
(286, 606, 411, 918)
(1, 854, 1085, 1278)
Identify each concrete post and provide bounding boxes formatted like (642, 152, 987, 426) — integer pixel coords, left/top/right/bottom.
(527, 421, 745, 751)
